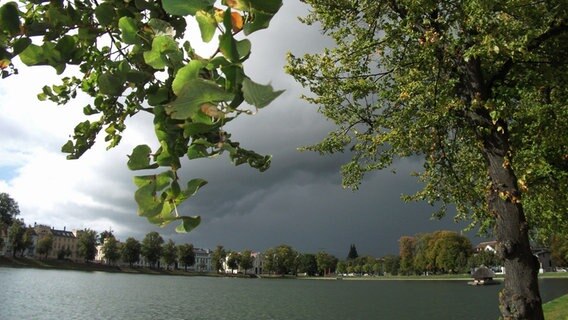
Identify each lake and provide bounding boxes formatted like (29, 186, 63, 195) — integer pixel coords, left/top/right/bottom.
(1, 268, 567, 319)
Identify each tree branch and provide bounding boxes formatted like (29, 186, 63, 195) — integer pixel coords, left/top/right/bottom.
(488, 19, 568, 89)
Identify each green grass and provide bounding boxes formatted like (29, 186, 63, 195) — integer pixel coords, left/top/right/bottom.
(544, 293, 568, 320)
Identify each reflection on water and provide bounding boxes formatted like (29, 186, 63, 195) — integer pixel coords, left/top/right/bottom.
(0, 268, 566, 320)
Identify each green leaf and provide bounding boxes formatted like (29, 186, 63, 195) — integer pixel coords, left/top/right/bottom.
(148, 87, 169, 105)
(118, 16, 140, 45)
(143, 35, 179, 69)
(98, 73, 125, 96)
(172, 60, 204, 96)
(236, 39, 252, 60)
(94, 3, 115, 26)
(196, 10, 217, 43)
(19, 44, 46, 66)
(187, 144, 209, 159)
(162, 0, 215, 16)
(128, 145, 159, 170)
(183, 121, 220, 137)
(61, 140, 74, 153)
(175, 216, 201, 233)
(219, 9, 239, 62)
(0, 2, 20, 35)
(55, 35, 77, 61)
(182, 178, 208, 200)
(242, 0, 283, 35)
(148, 18, 174, 36)
(13, 37, 31, 56)
(166, 79, 234, 120)
(242, 77, 284, 108)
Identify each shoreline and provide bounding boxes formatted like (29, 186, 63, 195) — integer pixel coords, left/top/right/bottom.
(2, 256, 568, 281)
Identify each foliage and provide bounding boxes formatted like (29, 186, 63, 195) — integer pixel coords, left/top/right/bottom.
(347, 244, 358, 260)
(57, 246, 72, 260)
(316, 251, 338, 276)
(141, 231, 164, 268)
(336, 260, 347, 275)
(162, 239, 177, 270)
(0, 193, 19, 226)
(399, 236, 416, 275)
(36, 233, 53, 259)
(121, 237, 141, 267)
(264, 244, 297, 275)
(77, 229, 98, 262)
(227, 251, 240, 272)
(212, 245, 226, 273)
(550, 235, 568, 267)
(288, 2, 568, 316)
(102, 235, 121, 265)
(7, 219, 25, 257)
(238, 250, 254, 274)
(383, 255, 401, 276)
(297, 253, 318, 276)
(410, 231, 472, 274)
(0, 0, 283, 233)
(177, 243, 195, 272)
(468, 249, 502, 269)
(98, 230, 114, 245)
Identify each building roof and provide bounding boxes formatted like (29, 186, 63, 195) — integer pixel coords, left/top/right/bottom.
(51, 229, 76, 238)
(475, 241, 497, 250)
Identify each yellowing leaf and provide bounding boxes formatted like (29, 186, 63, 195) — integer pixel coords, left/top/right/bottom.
(231, 12, 244, 32)
(200, 103, 224, 118)
(0, 59, 10, 69)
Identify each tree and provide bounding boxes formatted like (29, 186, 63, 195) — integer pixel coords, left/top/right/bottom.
(287, 2, 568, 318)
(212, 245, 227, 273)
(177, 243, 195, 272)
(298, 253, 318, 276)
(227, 251, 240, 273)
(316, 251, 338, 276)
(77, 229, 98, 262)
(264, 244, 297, 275)
(36, 233, 53, 260)
(383, 255, 401, 276)
(7, 219, 25, 257)
(102, 235, 121, 265)
(399, 236, 416, 275)
(161, 239, 177, 270)
(1, 0, 283, 234)
(429, 231, 472, 273)
(98, 230, 114, 246)
(21, 227, 34, 257)
(121, 237, 141, 268)
(0, 193, 19, 226)
(347, 244, 359, 260)
(550, 235, 568, 267)
(239, 250, 254, 275)
(141, 232, 164, 268)
(0, 222, 4, 253)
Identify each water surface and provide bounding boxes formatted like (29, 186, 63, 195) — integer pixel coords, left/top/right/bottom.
(1, 268, 566, 320)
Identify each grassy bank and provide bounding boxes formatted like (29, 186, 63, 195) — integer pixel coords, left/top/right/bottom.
(543, 293, 568, 320)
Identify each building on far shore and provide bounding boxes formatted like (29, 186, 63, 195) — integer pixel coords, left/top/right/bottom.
(33, 224, 79, 261)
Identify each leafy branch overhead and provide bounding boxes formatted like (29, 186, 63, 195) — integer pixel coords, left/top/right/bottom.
(0, 0, 284, 232)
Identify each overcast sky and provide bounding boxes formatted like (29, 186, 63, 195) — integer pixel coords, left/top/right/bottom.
(0, 1, 482, 258)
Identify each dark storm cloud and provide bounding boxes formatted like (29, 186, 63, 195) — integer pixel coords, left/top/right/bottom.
(138, 1, 479, 257)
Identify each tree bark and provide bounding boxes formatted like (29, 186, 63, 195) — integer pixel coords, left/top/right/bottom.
(483, 134, 544, 320)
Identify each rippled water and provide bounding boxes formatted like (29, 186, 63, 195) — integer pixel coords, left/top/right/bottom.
(1, 268, 567, 320)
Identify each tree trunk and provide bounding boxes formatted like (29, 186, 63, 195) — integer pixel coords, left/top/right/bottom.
(484, 135, 544, 320)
